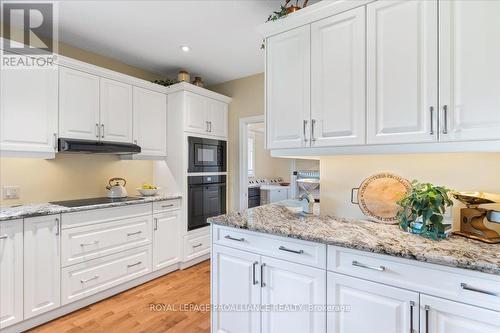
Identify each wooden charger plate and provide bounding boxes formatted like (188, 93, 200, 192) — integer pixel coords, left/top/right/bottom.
(351, 173, 411, 224)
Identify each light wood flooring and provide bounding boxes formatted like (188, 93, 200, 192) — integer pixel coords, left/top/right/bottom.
(28, 260, 211, 333)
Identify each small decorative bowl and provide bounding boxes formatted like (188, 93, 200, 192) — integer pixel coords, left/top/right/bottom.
(137, 188, 159, 196)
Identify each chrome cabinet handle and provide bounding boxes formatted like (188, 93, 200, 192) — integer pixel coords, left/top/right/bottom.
(424, 305, 430, 333)
(127, 261, 142, 268)
(80, 240, 98, 247)
(224, 235, 245, 242)
(261, 263, 266, 287)
(303, 120, 308, 142)
(55, 217, 60, 236)
(0, 235, 8, 240)
(311, 119, 317, 142)
(127, 231, 142, 237)
(80, 275, 99, 283)
(53, 133, 58, 151)
(442, 105, 448, 134)
(206, 121, 210, 132)
(101, 124, 104, 138)
(193, 243, 203, 248)
(278, 246, 304, 254)
(209, 121, 212, 132)
(252, 261, 259, 285)
(161, 204, 175, 208)
(154, 217, 158, 231)
(352, 260, 385, 271)
(461, 283, 499, 296)
(429, 106, 434, 135)
(95, 123, 99, 138)
(409, 301, 415, 333)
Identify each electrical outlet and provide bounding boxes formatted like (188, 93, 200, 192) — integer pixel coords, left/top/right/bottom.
(2, 186, 20, 200)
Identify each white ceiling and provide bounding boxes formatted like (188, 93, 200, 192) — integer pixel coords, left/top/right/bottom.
(54, 0, 288, 85)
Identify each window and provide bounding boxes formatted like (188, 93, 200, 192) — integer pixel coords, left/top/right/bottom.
(248, 135, 255, 177)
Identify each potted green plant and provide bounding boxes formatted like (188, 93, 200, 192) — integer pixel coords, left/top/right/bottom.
(397, 181, 454, 240)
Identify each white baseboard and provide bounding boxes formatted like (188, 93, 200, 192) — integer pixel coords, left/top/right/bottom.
(2, 264, 180, 333)
(180, 254, 210, 269)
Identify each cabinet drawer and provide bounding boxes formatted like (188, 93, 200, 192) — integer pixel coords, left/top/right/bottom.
(61, 215, 152, 267)
(153, 199, 180, 214)
(61, 245, 151, 305)
(184, 233, 210, 261)
(328, 246, 500, 311)
(214, 225, 326, 269)
(61, 203, 152, 229)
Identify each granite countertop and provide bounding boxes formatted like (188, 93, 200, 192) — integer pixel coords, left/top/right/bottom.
(0, 194, 182, 222)
(208, 203, 500, 276)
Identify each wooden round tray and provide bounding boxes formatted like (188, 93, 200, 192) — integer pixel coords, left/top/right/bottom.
(351, 173, 411, 224)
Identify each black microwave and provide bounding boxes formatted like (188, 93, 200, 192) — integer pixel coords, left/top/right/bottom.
(188, 136, 227, 173)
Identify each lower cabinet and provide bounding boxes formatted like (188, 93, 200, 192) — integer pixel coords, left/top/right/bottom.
(0, 219, 23, 329)
(153, 210, 181, 270)
(24, 215, 61, 319)
(212, 244, 326, 333)
(421, 294, 500, 333)
(327, 272, 418, 333)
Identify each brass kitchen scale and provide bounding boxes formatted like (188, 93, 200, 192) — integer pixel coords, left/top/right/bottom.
(452, 192, 500, 243)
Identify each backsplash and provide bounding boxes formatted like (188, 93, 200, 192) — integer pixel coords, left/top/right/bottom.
(0, 154, 154, 206)
(320, 152, 500, 232)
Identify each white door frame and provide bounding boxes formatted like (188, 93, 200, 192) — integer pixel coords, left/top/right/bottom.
(239, 115, 265, 211)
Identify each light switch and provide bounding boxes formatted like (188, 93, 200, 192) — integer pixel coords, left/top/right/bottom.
(2, 186, 20, 200)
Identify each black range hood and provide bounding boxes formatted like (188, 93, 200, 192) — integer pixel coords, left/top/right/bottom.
(58, 138, 141, 155)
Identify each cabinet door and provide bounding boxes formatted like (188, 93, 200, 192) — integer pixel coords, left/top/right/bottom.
(311, 7, 366, 147)
(153, 211, 180, 270)
(328, 272, 418, 333)
(0, 219, 23, 329)
(59, 67, 100, 140)
(133, 87, 167, 157)
(439, 0, 500, 142)
(185, 92, 209, 134)
(100, 78, 133, 143)
(24, 215, 61, 319)
(261, 256, 326, 333)
(421, 294, 500, 333)
(1, 65, 58, 155)
(207, 99, 228, 138)
(212, 244, 261, 333)
(266, 25, 311, 149)
(366, 0, 438, 144)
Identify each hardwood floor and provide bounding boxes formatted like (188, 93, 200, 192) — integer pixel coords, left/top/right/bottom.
(28, 260, 211, 333)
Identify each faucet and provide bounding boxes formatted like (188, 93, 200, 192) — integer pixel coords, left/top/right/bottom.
(299, 192, 315, 214)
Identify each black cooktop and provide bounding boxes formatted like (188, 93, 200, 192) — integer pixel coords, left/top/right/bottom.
(50, 197, 142, 208)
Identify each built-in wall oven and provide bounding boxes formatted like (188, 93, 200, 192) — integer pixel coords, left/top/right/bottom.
(188, 175, 226, 231)
(188, 136, 227, 173)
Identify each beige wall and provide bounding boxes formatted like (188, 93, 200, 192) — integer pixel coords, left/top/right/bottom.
(320, 153, 500, 232)
(251, 130, 291, 181)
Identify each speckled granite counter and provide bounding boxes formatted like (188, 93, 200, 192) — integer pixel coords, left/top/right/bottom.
(208, 203, 500, 276)
(0, 194, 182, 222)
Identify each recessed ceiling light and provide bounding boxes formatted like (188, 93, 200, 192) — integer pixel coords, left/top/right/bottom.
(180, 45, 190, 52)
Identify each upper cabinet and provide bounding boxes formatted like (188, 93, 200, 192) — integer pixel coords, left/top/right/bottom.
(311, 7, 366, 147)
(266, 25, 310, 149)
(59, 67, 100, 140)
(439, 0, 500, 142)
(132, 87, 167, 158)
(100, 78, 133, 143)
(366, 0, 438, 144)
(184, 90, 229, 138)
(0, 64, 58, 157)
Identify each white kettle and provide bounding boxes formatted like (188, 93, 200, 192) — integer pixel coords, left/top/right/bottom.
(106, 177, 128, 198)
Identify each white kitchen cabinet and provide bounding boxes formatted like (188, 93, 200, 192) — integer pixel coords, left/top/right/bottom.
(421, 294, 500, 333)
(100, 78, 133, 143)
(261, 256, 326, 333)
(327, 272, 418, 333)
(153, 210, 181, 270)
(184, 91, 228, 138)
(133, 87, 167, 157)
(439, 0, 500, 142)
(366, 0, 438, 144)
(212, 244, 261, 333)
(207, 98, 228, 138)
(266, 25, 311, 149)
(0, 219, 23, 329)
(311, 7, 366, 147)
(260, 187, 288, 205)
(0, 65, 58, 157)
(59, 67, 100, 140)
(24, 215, 61, 319)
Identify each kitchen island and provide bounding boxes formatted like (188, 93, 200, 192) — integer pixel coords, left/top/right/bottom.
(208, 203, 500, 333)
